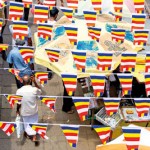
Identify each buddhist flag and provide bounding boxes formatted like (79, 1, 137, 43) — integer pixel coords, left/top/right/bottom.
(133, 0, 145, 14)
(60, 7, 73, 22)
(103, 98, 121, 116)
(145, 53, 150, 73)
(66, 0, 78, 13)
(22, 0, 32, 8)
(90, 0, 102, 14)
(0, 122, 16, 136)
(133, 30, 149, 46)
(120, 52, 137, 72)
(43, 0, 56, 8)
(64, 26, 78, 46)
(88, 27, 101, 42)
(8, 68, 22, 82)
(38, 23, 53, 41)
(131, 13, 146, 31)
(122, 127, 141, 150)
(112, 0, 124, 13)
(4, 94, 22, 108)
(60, 125, 79, 148)
(72, 50, 87, 72)
(134, 98, 150, 118)
(30, 124, 49, 139)
(9, 1, 24, 21)
(83, 10, 97, 27)
(0, 44, 8, 52)
(18, 46, 34, 64)
(61, 73, 77, 96)
(90, 74, 105, 97)
(45, 48, 60, 62)
(35, 72, 48, 86)
(97, 52, 113, 71)
(92, 125, 111, 145)
(34, 5, 49, 24)
(111, 28, 126, 43)
(0, 18, 3, 34)
(145, 74, 150, 96)
(117, 74, 133, 96)
(72, 97, 89, 121)
(114, 12, 123, 22)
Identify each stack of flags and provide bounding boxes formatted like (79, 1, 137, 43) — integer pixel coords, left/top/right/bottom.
(22, 0, 32, 8)
(88, 27, 101, 42)
(66, 0, 78, 13)
(43, 0, 56, 8)
(0, 44, 8, 52)
(133, 0, 145, 14)
(145, 74, 150, 97)
(90, 0, 102, 14)
(35, 72, 48, 86)
(145, 53, 150, 73)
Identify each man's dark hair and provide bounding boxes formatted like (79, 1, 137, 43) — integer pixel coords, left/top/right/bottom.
(15, 38, 25, 46)
(50, 7, 59, 17)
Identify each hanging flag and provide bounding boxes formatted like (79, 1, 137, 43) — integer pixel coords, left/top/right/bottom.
(60, 7, 73, 22)
(114, 13, 123, 22)
(145, 74, 150, 96)
(133, 0, 145, 14)
(117, 74, 133, 96)
(34, 5, 49, 24)
(122, 127, 141, 150)
(0, 122, 16, 136)
(88, 27, 101, 42)
(103, 98, 121, 116)
(0, 44, 8, 52)
(4, 94, 22, 108)
(111, 28, 126, 43)
(64, 26, 78, 46)
(66, 0, 78, 13)
(35, 72, 48, 86)
(97, 52, 113, 71)
(145, 53, 150, 73)
(83, 10, 97, 27)
(22, 0, 32, 8)
(131, 13, 146, 31)
(90, 0, 102, 14)
(0, 18, 3, 34)
(134, 98, 150, 117)
(43, 0, 56, 8)
(18, 46, 34, 64)
(9, 1, 24, 21)
(8, 68, 22, 82)
(92, 125, 111, 145)
(61, 125, 79, 148)
(133, 30, 149, 46)
(120, 52, 137, 72)
(29, 124, 49, 139)
(61, 73, 77, 96)
(72, 50, 87, 72)
(112, 0, 124, 13)
(90, 74, 105, 97)
(72, 97, 89, 121)
(39, 96, 56, 112)
(45, 48, 60, 62)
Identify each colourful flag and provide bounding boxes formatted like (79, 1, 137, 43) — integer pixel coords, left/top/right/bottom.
(45, 48, 60, 62)
(90, 74, 105, 97)
(133, 0, 145, 14)
(8, 68, 22, 82)
(103, 98, 121, 116)
(111, 28, 126, 43)
(39, 96, 56, 112)
(18, 46, 34, 64)
(145, 74, 150, 96)
(64, 26, 78, 46)
(88, 27, 101, 42)
(72, 97, 89, 121)
(83, 10, 97, 27)
(38, 23, 53, 41)
(43, 0, 56, 8)
(120, 52, 137, 72)
(0, 18, 3, 34)
(133, 30, 149, 46)
(34, 5, 49, 24)
(4, 94, 22, 108)
(0, 122, 16, 136)
(35, 72, 48, 86)
(97, 52, 113, 71)
(90, 0, 102, 14)
(60, 7, 73, 22)
(134, 98, 150, 117)
(112, 0, 124, 13)
(22, 0, 32, 8)
(72, 50, 87, 72)
(114, 12, 123, 22)
(122, 127, 141, 150)
(29, 124, 49, 139)
(117, 74, 133, 96)
(131, 13, 146, 31)
(145, 53, 150, 73)
(92, 125, 111, 145)
(66, 0, 78, 13)
(9, 1, 24, 21)
(61, 73, 77, 96)
(0, 44, 8, 52)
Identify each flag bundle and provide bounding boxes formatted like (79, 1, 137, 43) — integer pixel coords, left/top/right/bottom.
(0, 18, 3, 34)
(133, 30, 149, 46)
(145, 53, 150, 73)
(8, 68, 22, 82)
(72, 97, 89, 121)
(66, 0, 78, 13)
(61, 73, 77, 96)
(117, 74, 133, 96)
(97, 52, 113, 71)
(133, 0, 145, 14)
(35, 72, 48, 86)
(38, 23, 53, 40)
(61, 125, 79, 148)
(22, 0, 32, 8)
(120, 52, 137, 72)
(88, 27, 101, 42)
(0, 44, 8, 52)
(145, 74, 150, 97)
(72, 50, 87, 72)
(34, 5, 49, 24)
(103, 98, 120, 116)
(90, 0, 102, 14)
(9, 1, 24, 21)
(111, 28, 126, 43)
(90, 74, 105, 97)
(122, 127, 141, 150)
(45, 48, 60, 62)
(43, 0, 56, 8)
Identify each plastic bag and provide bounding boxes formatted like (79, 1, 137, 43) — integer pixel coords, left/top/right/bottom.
(15, 115, 24, 138)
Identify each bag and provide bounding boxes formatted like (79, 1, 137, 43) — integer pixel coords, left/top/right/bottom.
(15, 115, 24, 138)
